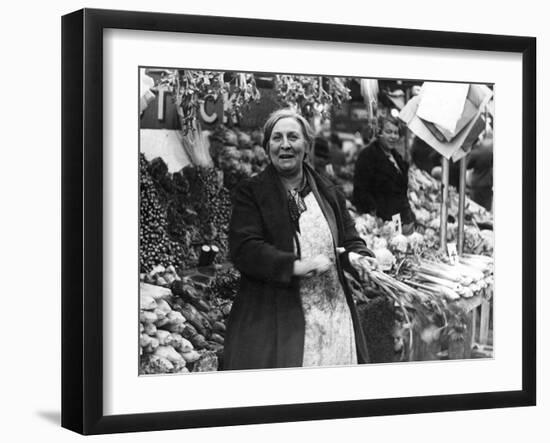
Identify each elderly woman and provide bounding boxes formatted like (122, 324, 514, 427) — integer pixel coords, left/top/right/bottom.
(223, 109, 375, 370)
(353, 116, 415, 233)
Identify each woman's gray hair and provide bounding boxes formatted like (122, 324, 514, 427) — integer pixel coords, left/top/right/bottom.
(262, 108, 315, 152)
(377, 115, 403, 136)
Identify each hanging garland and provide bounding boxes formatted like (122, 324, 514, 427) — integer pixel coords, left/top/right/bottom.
(274, 75, 351, 120)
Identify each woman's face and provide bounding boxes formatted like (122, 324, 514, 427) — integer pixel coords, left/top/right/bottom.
(267, 117, 309, 177)
(379, 121, 400, 151)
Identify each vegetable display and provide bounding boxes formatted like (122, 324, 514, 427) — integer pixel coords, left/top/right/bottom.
(139, 264, 240, 374)
(138, 72, 495, 370)
(139, 154, 232, 273)
(407, 166, 494, 255)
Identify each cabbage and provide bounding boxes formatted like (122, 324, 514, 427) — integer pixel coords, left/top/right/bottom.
(413, 207, 432, 225)
(372, 237, 388, 250)
(389, 234, 408, 254)
(407, 232, 425, 250)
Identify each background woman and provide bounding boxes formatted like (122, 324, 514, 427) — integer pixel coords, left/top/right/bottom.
(352, 116, 415, 233)
(223, 109, 374, 370)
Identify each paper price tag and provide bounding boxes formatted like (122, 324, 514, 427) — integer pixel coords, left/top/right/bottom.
(392, 213, 402, 235)
(447, 242, 458, 265)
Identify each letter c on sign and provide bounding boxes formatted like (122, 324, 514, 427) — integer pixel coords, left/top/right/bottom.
(199, 94, 218, 124)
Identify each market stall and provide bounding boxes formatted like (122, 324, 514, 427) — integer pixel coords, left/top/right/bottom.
(137, 70, 495, 374)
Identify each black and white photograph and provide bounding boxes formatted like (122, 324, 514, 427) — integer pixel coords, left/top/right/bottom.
(2, 0, 547, 440)
(138, 68, 495, 375)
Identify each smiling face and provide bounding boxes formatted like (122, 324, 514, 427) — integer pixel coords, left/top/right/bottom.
(379, 121, 400, 151)
(267, 117, 309, 178)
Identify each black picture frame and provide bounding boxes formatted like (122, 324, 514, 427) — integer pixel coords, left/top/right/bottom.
(62, 8, 536, 435)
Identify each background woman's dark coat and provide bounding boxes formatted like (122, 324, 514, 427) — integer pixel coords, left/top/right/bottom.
(353, 139, 415, 224)
(224, 163, 372, 370)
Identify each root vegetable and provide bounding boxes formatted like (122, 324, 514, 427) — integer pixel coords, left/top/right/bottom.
(154, 308, 167, 321)
(190, 333, 208, 349)
(140, 282, 172, 301)
(166, 322, 186, 334)
(140, 294, 157, 311)
(143, 322, 157, 336)
(163, 273, 177, 285)
(221, 303, 232, 317)
(213, 321, 226, 333)
(140, 311, 158, 324)
(167, 311, 185, 326)
(155, 317, 170, 328)
(210, 333, 224, 344)
(156, 299, 172, 315)
(156, 276, 169, 287)
(171, 334, 194, 353)
(140, 333, 153, 348)
(155, 330, 173, 346)
(181, 350, 201, 363)
(180, 323, 198, 341)
(144, 337, 160, 353)
(154, 345, 185, 364)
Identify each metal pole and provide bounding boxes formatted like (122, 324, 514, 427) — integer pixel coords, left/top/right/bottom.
(440, 157, 450, 251)
(457, 156, 467, 255)
(403, 87, 411, 163)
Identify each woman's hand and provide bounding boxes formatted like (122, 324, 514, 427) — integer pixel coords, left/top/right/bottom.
(293, 254, 332, 277)
(348, 251, 379, 274)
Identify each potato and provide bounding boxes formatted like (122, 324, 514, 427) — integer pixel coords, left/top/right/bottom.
(210, 333, 224, 345)
(213, 321, 226, 333)
(154, 345, 185, 364)
(140, 282, 172, 301)
(181, 350, 200, 363)
(156, 299, 172, 315)
(170, 334, 194, 353)
(154, 308, 166, 321)
(140, 311, 158, 324)
(155, 330, 173, 346)
(140, 294, 157, 311)
(143, 322, 157, 336)
(165, 322, 186, 334)
(144, 337, 160, 353)
(140, 333, 152, 348)
(167, 311, 185, 326)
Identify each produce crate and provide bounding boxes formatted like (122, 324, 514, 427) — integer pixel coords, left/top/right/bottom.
(411, 288, 493, 361)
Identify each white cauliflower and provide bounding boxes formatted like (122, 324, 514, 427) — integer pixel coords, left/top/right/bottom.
(372, 236, 388, 250)
(412, 207, 432, 226)
(373, 248, 396, 271)
(407, 232, 425, 250)
(389, 234, 408, 254)
(428, 218, 440, 230)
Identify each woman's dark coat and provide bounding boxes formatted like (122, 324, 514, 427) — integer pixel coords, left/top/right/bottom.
(223, 163, 373, 370)
(353, 139, 415, 224)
